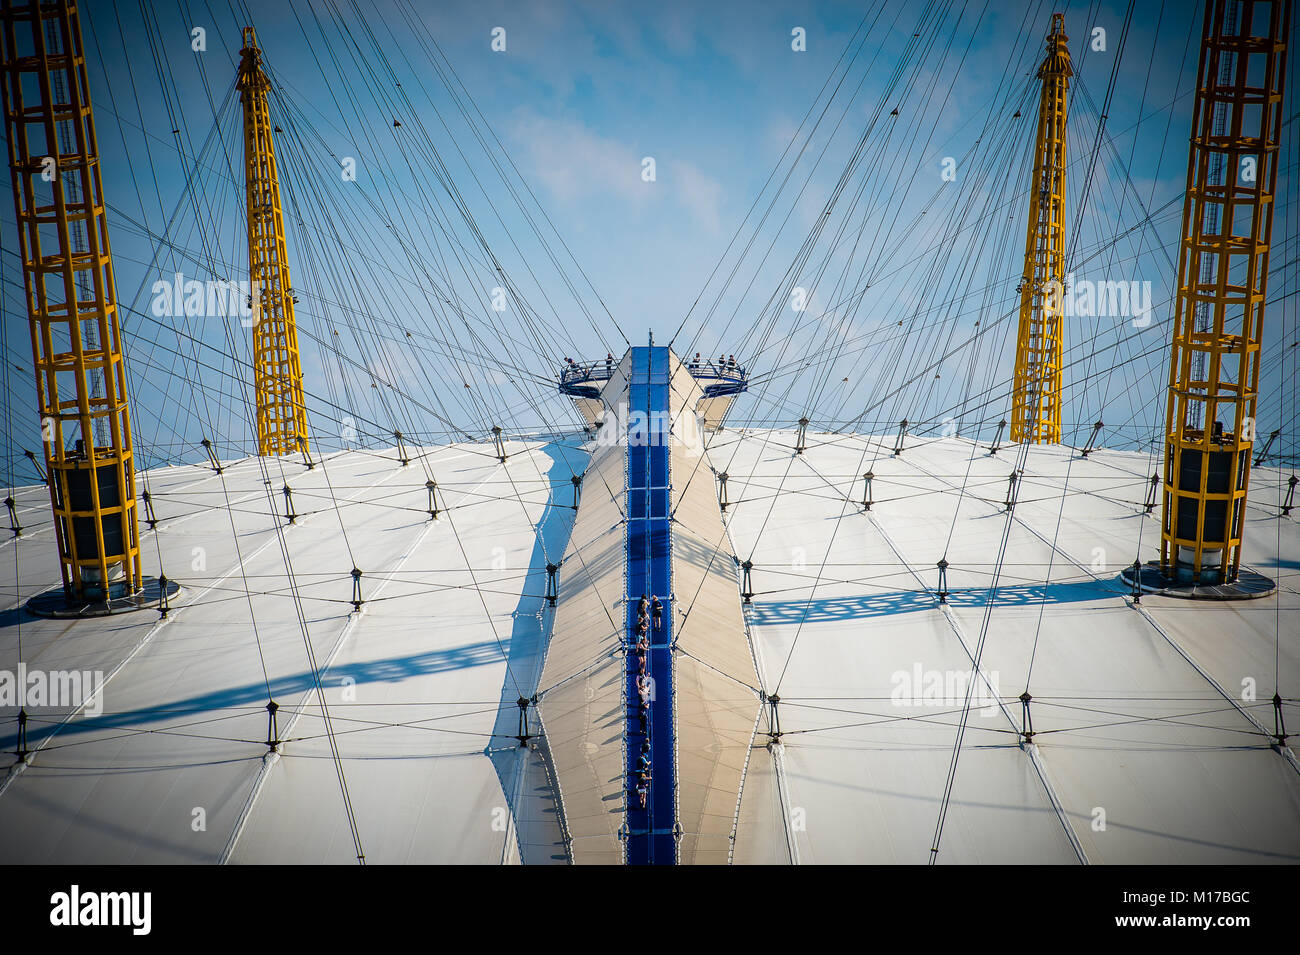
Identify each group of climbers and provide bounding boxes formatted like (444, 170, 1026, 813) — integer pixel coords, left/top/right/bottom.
(569, 352, 746, 382)
(629, 592, 665, 810)
(561, 354, 619, 378)
(688, 353, 744, 376)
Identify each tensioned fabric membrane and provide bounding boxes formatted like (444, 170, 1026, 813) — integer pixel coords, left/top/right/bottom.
(0, 404, 1296, 862)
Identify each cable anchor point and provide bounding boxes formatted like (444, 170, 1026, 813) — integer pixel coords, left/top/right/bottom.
(1019, 692, 1035, 744)
(265, 700, 280, 752)
(1004, 470, 1021, 512)
(426, 479, 439, 520)
(1079, 420, 1103, 458)
(545, 563, 558, 607)
(987, 419, 1007, 456)
(350, 567, 364, 610)
(892, 419, 909, 457)
(201, 438, 223, 474)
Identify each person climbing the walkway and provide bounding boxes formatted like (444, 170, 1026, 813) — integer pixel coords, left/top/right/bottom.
(651, 595, 663, 629)
(638, 593, 648, 613)
(635, 780, 648, 809)
(605, 352, 613, 373)
(635, 634, 648, 674)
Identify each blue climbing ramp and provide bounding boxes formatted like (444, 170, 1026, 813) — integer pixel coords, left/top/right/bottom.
(625, 345, 675, 864)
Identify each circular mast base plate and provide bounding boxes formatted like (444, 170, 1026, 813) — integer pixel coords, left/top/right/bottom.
(26, 576, 182, 618)
(1121, 561, 1276, 601)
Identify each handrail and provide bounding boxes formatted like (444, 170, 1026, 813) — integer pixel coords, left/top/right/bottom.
(558, 357, 748, 399)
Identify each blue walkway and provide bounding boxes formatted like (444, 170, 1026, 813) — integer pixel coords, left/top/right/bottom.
(625, 345, 675, 864)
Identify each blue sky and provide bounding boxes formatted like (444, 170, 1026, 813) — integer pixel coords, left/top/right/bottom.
(1, 0, 1296, 476)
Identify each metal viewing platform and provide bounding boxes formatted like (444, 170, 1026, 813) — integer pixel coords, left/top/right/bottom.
(559, 354, 748, 400)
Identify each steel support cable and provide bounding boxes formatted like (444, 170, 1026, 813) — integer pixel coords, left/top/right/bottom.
(802, 0, 996, 419)
(390, 15, 627, 348)
(0, 215, 21, 677)
(135, 0, 281, 464)
(826, 290, 1184, 447)
(85, 9, 227, 529)
(769, 9, 1066, 815)
(1278, 40, 1299, 702)
(267, 93, 468, 452)
(102, 232, 482, 444)
(270, 2, 574, 436)
(745, 180, 1178, 412)
(657, 1, 947, 546)
(668, 6, 883, 347)
(137, 0, 337, 679)
(101, 3, 233, 464)
(138, 4, 368, 852)
(749, 75, 1195, 387)
(313, 0, 595, 363)
(673, 0, 921, 422)
(811, 61, 1180, 431)
(902, 88, 1040, 426)
(928, 434, 1037, 862)
(712, 35, 1003, 696)
(293, 1, 580, 380)
(90, 35, 236, 457)
(1067, 23, 1201, 436)
(668, 0, 956, 546)
(1015, 9, 1146, 689)
(713, 0, 950, 368)
(382, 0, 627, 351)
(264, 114, 480, 438)
(255, 473, 366, 863)
(775, 74, 1035, 345)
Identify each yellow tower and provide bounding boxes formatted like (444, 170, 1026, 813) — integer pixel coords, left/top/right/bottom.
(237, 27, 309, 456)
(1159, 0, 1289, 586)
(1, 0, 142, 602)
(1010, 13, 1071, 445)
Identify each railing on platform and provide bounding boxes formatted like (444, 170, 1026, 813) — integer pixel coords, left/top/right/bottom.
(558, 357, 748, 400)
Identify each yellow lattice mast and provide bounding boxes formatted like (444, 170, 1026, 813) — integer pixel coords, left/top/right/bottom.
(1010, 13, 1071, 445)
(1159, 0, 1289, 586)
(237, 27, 309, 456)
(1, 0, 142, 602)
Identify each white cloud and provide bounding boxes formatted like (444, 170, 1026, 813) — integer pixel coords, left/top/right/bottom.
(509, 110, 644, 203)
(508, 109, 725, 233)
(673, 161, 724, 233)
